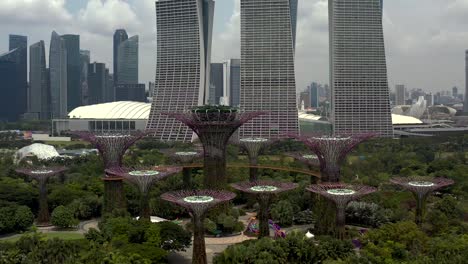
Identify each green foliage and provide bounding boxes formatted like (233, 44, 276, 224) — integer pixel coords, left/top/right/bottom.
(0, 205, 34, 234)
(293, 209, 315, 225)
(271, 200, 294, 227)
(13, 206, 34, 231)
(345, 201, 390, 228)
(51, 205, 79, 228)
(68, 195, 102, 220)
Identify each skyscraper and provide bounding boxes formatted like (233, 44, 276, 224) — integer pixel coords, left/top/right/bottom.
(113, 29, 128, 84)
(209, 63, 224, 105)
(117, 35, 139, 84)
(62, 34, 81, 111)
(147, 0, 215, 142)
(465, 50, 468, 113)
(310, 83, 319, 108)
(395, 84, 406, 106)
(329, 0, 393, 137)
(9, 35, 28, 116)
(87, 62, 106, 105)
(49, 31, 68, 118)
(240, 0, 299, 138)
(0, 50, 21, 121)
(29, 41, 49, 119)
(227, 59, 241, 107)
(80, 50, 90, 105)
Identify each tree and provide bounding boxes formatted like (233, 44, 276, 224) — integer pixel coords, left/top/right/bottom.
(51, 206, 78, 228)
(271, 200, 294, 227)
(14, 206, 34, 231)
(158, 221, 191, 251)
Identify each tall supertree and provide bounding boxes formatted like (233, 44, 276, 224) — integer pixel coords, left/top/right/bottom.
(307, 183, 377, 239)
(288, 133, 376, 182)
(231, 180, 298, 238)
(106, 166, 182, 221)
(16, 167, 67, 225)
(161, 190, 235, 264)
(164, 106, 266, 189)
(235, 137, 272, 181)
(171, 151, 202, 189)
(72, 131, 147, 214)
(390, 177, 454, 225)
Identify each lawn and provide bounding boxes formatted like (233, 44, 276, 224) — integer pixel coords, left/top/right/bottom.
(2, 232, 84, 243)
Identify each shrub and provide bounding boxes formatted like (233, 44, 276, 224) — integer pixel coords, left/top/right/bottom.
(158, 221, 191, 251)
(346, 201, 390, 227)
(271, 200, 294, 227)
(293, 209, 315, 225)
(68, 195, 102, 220)
(14, 206, 34, 231)
(51, 206, 79, 228)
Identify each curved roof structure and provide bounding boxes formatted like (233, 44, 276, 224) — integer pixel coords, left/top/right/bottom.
(68, 101, 150, 120)
(16, 143, 60, 162)
(391, 114, 423, 125)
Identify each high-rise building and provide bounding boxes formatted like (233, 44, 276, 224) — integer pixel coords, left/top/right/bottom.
(104, 69, 114, 102)
(289, 0, 298, 48)
(465, 50, 468, 113)
(299, 91, 311, 110)
(113, 29, 128, 84)
(117, 35, 138, 84)
(9, 35, 28, 116)
(80, 50, 90, 105)
(452, 86, 458, 99)
(395, 84, 406, 106)
(29, 41, 49, 119)
(209, 63, 224, 105)
(329, 0, 393, 137)
(87, 62, 106, 105)
(62, 35, 81, 111)
(116, 83, 146, 102)
(310, 82, 319, 108)
(227, 59, 240, 107)
(147, 0, 215, 142)
(240, 0, 299, 138)
(0, 50, 21, 121)
(49, 31, 68, 118)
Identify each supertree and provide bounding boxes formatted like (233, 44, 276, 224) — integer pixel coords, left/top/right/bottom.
(106, 166, 182, 221)
(307, 183, 377, 239)
(16, 167, 67, 225)
(390, 176, 454, 225)
(171, 151, 202, 188)
(287, 133, 376, 182)
(234, 137, 272, 182)
(231, 180, 298, 238)
(161, 190, 235, 264)
(72, 131, 148, 213)
(163, 107, 266, 189)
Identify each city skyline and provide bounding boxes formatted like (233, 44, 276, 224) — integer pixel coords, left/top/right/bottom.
(1, 0, 467, 93)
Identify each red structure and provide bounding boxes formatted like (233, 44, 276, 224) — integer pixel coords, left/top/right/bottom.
(164, 108, 266, 189)
(16, 167, 67, 225)
(171, 151, 202, 188)
(106, 166, 181, 221)
(390, 176, 454, 225)
(288, 133, 375, 182)
(72, 131, 147, 213)
(231, 180, 298, 238)
(161, 190, 235, 264)
(307, 183, 376, 239)
(235, 138, 272, 181)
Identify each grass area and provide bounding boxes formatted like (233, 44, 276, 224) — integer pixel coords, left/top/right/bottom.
(2, 232, 84, 243)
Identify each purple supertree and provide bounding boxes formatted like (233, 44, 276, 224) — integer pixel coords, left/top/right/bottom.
(106, 166, 182, 221)
(171, 151, 202, 189)
(234, 138, 272, 182)
(72, 131, 148, 214)
(307, 183, 377, 239)
(231, 180, 298, 238)
(16, 167, 67, 225)
(288, 133, 376, 182)
(390, 176, 454, 225)
(161, 190, 235, 264)
(163, 108, 267, 189)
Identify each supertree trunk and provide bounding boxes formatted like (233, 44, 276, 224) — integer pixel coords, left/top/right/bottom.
(314, 197, 337, 236)
(182, 168, 193, 189)
(415, 193, 428, 226)
(103, 178, 126, 215)
(257, 197, 270, 238)
(335, 204, 346, 240)
(140, 192, 151, 221)
(249, 156, 258, 182)
(203, 144, 227, 189)
(37, 180, 50, 224)
(192, 214, 207, 264)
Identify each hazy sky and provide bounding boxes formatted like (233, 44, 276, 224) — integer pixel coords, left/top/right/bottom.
(1, 0, 468, 94)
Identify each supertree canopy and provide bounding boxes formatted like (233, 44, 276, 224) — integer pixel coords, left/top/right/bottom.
(307, 183, 376, 239)
(231, 180, 298, 238)
(164, 106, 267, 189)
(390, 176, 454, 225)
(16, 167, 67, 225)
(171, 151, 202, 189)
(72, 131, 148, 214)
(161, 189, 235, 264)
(288, 133, 376, 182)
(106, 166, 182, 221)
(235, 137, 271, 181)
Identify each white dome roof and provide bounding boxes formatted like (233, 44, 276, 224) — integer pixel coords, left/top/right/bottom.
(68, 101, 151, 120)
(16, 143, 60, 161)
(391, 114, 423, 125)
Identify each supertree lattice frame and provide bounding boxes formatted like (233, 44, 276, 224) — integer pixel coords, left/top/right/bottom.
(288, 133, 376, 182)
(234, 138, 272, 181)
(164, 110, 267, 189)
(307, 183, 377, 239)
(16, 167, 67, 225)
(231, 180, 298, 238)
(106, 166, 182, 221)
(171, 151, 202, 189)
(390, 176, 454, 225)
(72, 131, 148, 214)
(161, 190, 235, 264)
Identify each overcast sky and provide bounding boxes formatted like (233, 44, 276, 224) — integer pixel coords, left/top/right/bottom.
(1, 0, 468, 94)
